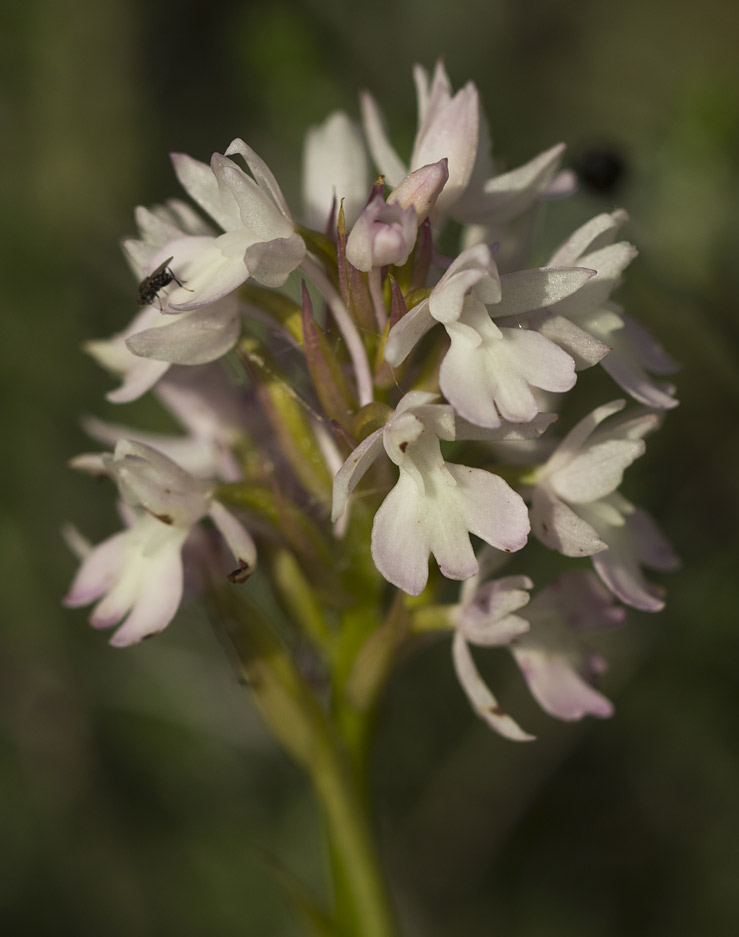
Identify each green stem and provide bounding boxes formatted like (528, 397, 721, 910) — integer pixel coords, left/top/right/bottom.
(211, 584, 398, 937)
(310, 732, 398, 937)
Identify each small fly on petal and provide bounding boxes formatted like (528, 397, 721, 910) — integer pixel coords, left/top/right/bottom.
(137, 257, 193, 309)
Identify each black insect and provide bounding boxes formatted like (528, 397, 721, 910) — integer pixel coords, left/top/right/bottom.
(136, 256, 191, 309)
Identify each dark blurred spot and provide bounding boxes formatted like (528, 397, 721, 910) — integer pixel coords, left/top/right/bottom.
(573, 146, 627, 195)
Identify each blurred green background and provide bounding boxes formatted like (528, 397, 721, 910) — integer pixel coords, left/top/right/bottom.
(3, 0, 739, 934)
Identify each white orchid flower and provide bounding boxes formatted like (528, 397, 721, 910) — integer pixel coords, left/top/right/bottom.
(528, 211, 679, 406)
(452, 574, 535, 741)
(65, 441, 256, 646)
(451, 568, 625, 740)
(332, 392, 530, 595)
(126, 139, 305, 314)
(530, 400, 678, 609)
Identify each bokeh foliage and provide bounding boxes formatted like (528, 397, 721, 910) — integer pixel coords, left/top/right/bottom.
(2, 0, 739, 934)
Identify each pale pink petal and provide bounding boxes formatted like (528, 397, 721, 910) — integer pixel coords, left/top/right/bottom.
(106, 358, 170, 404)
(442, 324, 572, 428)
(243, 234, 306, 288)
(171, 152, 240, 231)
(84, 306, 162, 369)
(550, 437, 647, 504)
(225, 138, 295, 223)
(625, 502, 680, 571)
(453, 575, 533, 646)
(621, 313, 679, 375)
(591, 544, 665, 612)
(394, 389, 445, 416)
(552, 242, 637, 318)
(494, 267, 596, 317)
(530, 488, 607, 557)
(545, 400, 626, 475)
(455, 412, 558, 441)
(371, 440, 484, 587)
(303, 111, 370, 230)
(446, 465, 530, 554)
(85, 307, 173, 403)
(439, 324, 503, 427)
(132, 205, 186, 253)
(87, 526, 158, 629)
(578, 499, 667, 611)
(456, 144, 565, 224)
(384, 300, 436, 367)
(164, 198, 215, 237)
(513, 649, 614, 720)
(543, 169, 577, 199)
(463, 97, 495, 198)
(499, 328, 577, 393)
(64, 531, 129, 607)
(428, 244, 501, 323)
(426, 507, 480, 583)
(531, 312, 612, 369)
(359, 90, 408, 187)
(212, 158, 290, 243)
(331, 428, 385, 522)
(548, 211, 627, 266)
(208, 500, 257, 581)
(452, 632, 535, 741)
(122, 235, 158, 278)
(402, 399, 455, 441)
(109, 537, 186, 646)
(125, 304, 242, 365)
(411, 63, 434, 127)
(61, 524, 92, 562)
(462, 613, 530, 646)
(412, 83, 479, 213)
(68, 452, 108, 476)
(413, 60, 453, 137)
(371, 473, 434, 595)
(600, 344, 679, 410)
(531, 570, 626, 632)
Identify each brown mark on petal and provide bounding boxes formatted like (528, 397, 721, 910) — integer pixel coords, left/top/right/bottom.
(399, 441, 409, 453)
(485, 703, 506, 717)
(227, 560, 253, 584)
(152, 512, 174, 525)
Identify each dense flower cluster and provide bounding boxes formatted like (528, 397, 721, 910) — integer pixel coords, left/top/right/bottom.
(66, 61, 678, 739)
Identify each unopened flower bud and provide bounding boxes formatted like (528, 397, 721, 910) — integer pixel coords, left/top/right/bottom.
(346, 184, 417, 272)
(387, 159, 449, 223)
